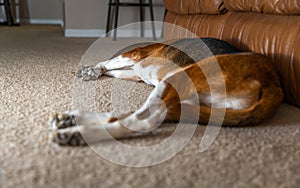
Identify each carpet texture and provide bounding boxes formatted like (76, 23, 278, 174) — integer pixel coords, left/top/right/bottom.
(0, 25, 299, 188)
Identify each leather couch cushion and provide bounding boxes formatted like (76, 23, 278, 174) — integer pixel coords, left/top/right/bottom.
(224, 0, 300, 15)
(164, 11, 300, 107)
(163, 0, 226, 14)
(164, 11, 230, 38)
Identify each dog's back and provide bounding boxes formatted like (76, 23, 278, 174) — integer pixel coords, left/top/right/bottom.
(163, 38, 241, 62)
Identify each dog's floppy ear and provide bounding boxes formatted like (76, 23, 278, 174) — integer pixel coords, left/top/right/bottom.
(122, 48, 144, 61)
(131, 48, 142, 60)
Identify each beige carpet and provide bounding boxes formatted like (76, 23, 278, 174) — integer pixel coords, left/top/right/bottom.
(0, 25, 299, 188)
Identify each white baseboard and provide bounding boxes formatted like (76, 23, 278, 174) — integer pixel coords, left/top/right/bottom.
(65, 29, 105, 37)
(64, 29, 162, 38)
(10, 19, 63, 26)
(0, 18, 63, 26)
(0, 18, 20, 24)
(27, 19, 64, 26)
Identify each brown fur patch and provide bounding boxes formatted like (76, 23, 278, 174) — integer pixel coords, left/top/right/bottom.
(160, 53, 283, 126)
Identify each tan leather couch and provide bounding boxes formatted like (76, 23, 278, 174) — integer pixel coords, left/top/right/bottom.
(163, 0, 300, 108)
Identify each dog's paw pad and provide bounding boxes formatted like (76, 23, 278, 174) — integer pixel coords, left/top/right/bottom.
(49, 113, 77, 130)
(53, 130, 87, 146)
(75, 65, 105, 81)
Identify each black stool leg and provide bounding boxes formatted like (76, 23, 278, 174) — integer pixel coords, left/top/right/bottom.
(148, 0, 156, 40)
(113, 0, 120, 40)
(4, 0, 14, 26)
(139, 0, 144, 37)
(161, 9, 168, 38)
(105, 0, 113, 37)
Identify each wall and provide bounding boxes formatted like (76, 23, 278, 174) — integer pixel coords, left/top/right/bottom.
(64, 0, 165, 37)
(25, 0, 63, 24)
(18, 0, 63, 25)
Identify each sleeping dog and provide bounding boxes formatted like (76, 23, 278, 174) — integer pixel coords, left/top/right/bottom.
(49, 38, 283, 146)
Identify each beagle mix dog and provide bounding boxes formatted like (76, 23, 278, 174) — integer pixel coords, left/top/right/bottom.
(50, 38, 283, 146)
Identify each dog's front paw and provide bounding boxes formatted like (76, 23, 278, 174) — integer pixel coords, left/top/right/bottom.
(75, 65, 106, 81)
(52, 129, 87, 146)
(49, 113, 77, 130)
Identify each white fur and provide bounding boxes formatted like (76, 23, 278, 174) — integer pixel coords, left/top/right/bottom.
(200, 94, 254, 110)
(95, 55, 136, 70)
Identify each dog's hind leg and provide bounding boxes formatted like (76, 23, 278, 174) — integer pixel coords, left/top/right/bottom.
(51, 82, 173, 146)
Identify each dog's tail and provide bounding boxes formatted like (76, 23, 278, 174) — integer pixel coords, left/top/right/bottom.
(199, 85, 283, 126)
